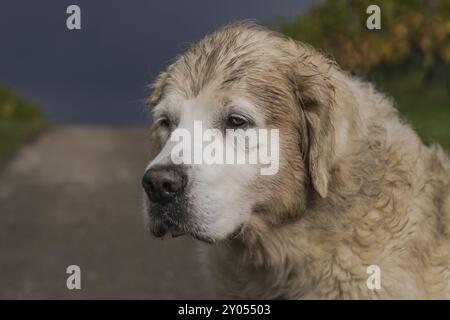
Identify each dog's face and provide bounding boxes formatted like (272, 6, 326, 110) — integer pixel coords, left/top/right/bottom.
(142, 23, 340, 243)
(144, 87, 269, 243)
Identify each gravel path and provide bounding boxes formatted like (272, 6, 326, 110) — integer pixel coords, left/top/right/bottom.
(0, 126, 213, 299)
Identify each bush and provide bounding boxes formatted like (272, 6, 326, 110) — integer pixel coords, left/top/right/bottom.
(0, 85, 45, 124)
(274, 0, 450, 149)
(276, 0, 450, 74)
(0, 85, 47, 163)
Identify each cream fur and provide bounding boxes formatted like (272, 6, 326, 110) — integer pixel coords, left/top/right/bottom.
(146, 22, 450, 299)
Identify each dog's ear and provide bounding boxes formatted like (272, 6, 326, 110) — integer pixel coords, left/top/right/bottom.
(291, 61, 336, 198)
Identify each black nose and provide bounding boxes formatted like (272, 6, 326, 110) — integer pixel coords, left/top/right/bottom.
(142, 165, 187, 204)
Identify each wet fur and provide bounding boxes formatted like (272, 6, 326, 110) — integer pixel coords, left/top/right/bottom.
(146, 22, 450, 299)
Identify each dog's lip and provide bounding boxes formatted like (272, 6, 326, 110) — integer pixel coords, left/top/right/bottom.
(150, 215, 186, 238)
(190, 232, 215, 244)
(149, 216, 216, 243)
(149, 214, 244, 244)
(167, 222, 185, 238)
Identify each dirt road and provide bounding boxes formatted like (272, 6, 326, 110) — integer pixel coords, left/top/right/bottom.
(0, 126, 214, 299)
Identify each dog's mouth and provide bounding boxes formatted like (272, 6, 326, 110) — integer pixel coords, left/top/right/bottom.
(149, 214, 246, 245)
(166, 220, 186, 238)
(150, 214, 186, 238)
(150, 213, 214, 242)
(149, 213, 221, 243)
(147, 201, 246, 244)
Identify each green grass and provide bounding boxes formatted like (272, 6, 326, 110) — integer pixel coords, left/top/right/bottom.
(0, 85, 47, 165)
(369, 67, 450, 149)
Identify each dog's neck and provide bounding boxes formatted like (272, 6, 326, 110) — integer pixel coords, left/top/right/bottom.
(211, 215, 327, 298)
(211, 154, 375, 299)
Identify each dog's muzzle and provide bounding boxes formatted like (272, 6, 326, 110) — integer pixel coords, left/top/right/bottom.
(142, 164, 188, 238)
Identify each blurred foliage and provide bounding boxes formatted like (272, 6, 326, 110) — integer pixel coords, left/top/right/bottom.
(0, 85, 47, 164)
(0, 86, 45, 123)
(373, 66, 450, 149)
(277, 0, 450, 73)
(275, 0, 450, 148)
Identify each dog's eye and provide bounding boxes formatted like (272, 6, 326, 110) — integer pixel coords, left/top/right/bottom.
(225, 114, 249, 129)
(156, 117, 171, 129)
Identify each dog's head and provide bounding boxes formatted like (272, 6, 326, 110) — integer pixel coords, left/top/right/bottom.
(142, 22, 348, 243)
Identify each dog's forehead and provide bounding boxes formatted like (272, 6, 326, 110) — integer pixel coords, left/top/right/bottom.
(152, 26, 297, 123)
(156, 84, 222, 117)
(159, 83, 264, 123)
(165, 29, 283, 97)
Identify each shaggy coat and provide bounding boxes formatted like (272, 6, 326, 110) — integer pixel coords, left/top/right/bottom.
(146, 22, 450, 299)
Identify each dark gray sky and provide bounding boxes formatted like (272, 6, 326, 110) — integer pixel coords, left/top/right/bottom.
(0, 0, 310, 124)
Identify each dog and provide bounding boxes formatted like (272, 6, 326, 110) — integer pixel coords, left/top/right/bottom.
(142, 22, 450, 299)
